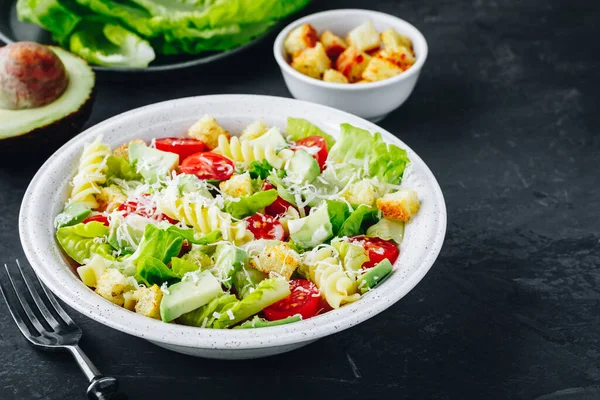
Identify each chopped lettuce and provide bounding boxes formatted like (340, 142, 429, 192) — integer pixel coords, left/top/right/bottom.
(107, 213, 151, 254)
(131, 224, 183, 265)
(177, 294, 238, 327)
(326, 199, 352, 235)
(209, 244, 247, 290)
(234, 315, 301, 329)
(337, 205, 379, 237)
(224, 190, 277, 219)
(106, 155, 142, 181)
(56, 221, 114, 264)
(266, 172, 296, 206)
(287, 118, 336, 150)
(324, 124, 410, 186)
(366, 218, 405, 244)
(171, 257, 200, 277)
(248, 160, 273, 179)
(135, 256, 178, 286)
(232, 266, 267, 299)
(167, 226, 222, 245)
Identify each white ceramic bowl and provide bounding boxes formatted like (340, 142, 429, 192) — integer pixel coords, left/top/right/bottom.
(19, 95, 446, 359)
(273, 9, 428, 122)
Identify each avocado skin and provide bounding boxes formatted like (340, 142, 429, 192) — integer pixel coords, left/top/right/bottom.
(0, 88, 95, 166)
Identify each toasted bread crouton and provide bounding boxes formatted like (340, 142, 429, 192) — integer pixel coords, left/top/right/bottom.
(133, 284, 163, 319)
(249, 243, 301, 280)
(284, 23, 319, 56)
(378, 48, 416, 68)
(335, 46, 372, 82)
(188, 114, 229, 150)
(381, 28, 413, 51)
(362, 56, 404, 82)
(320, 30, 348, 61)
(376, 189, 420, 222)
(240, 120, 268, 141)
(113, 139, 145, 160)
(95, 268, 137, 307)
(323, 69, 349, 83)
(291, 42, 331, 79)
(219, 172, 253, 198)
(347, 20, 380, 52)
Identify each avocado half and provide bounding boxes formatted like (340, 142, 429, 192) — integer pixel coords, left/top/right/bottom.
(0, 46, 95, 163)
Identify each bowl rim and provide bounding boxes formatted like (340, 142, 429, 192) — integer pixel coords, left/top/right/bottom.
(273, 8, 429, 90)
(19, 94, 446, 350)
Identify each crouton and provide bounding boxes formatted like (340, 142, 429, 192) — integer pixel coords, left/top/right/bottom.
(320, 30, 348, 61)
(378, 48, 416, 68)
(376, 189, 420, 222)
(362, 56, 404, 82)
(335, 46, 372, 82)
(347, 20, 380, 52)
(323, 69, 349, 83)
(340, 179, 379, 207)
(240, 120, 268, 141)
(133, 284, 163, 319)
(380, 28, 413, 52)
(113, 139, 145, 160)
(96, 185, 126, 213)
(219, 172, 253, 198)
(284, 23, 319, 56)
(291, 42, 331, 79)
(249, 243, 301, 280)
(123, 291, 137, 311)
(95, 268, 137, 307)
(188, 114, 230, 150)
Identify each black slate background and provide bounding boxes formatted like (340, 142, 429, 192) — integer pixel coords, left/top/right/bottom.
(1, 0, 599, 399)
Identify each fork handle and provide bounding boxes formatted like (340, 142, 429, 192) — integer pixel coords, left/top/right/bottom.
(66, 346, 127, 400)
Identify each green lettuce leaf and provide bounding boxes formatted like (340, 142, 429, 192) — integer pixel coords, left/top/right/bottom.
(232, 266, 268, 299)
(224, 190, 277, 219)
(234, 315, 301, 329)
(107, 213, 151, 254)
(17, 0, 82, 44)
(331, 238, 369, 279)
(337, 205, 379, 237)
(132, 224, 183, 265)
(286, 118, 336, 150)
(325, 124, 410, 186)
(170, 257, 201, 277)
(106, 155, 142, 181)
(326, 199, 351, 235)
(69, 18, 155, 68)
(366, 218, 405, 244)
(248, 160, 273, 180)
(166, 226, 222, 245)
(135, 256, 178, 286)
(266, 172, 296, 206)
(209, 244, 247, 290)
(56, 221, 114, 264)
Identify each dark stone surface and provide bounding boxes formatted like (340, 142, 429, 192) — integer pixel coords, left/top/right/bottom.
(1, 0, 599, 399)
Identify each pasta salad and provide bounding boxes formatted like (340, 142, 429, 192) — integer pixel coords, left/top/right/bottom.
(54, 116, 420, 329)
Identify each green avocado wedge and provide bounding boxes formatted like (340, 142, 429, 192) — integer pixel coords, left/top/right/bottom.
(0, 46, 95, 161)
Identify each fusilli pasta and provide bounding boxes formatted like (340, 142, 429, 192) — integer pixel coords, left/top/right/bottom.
(214, 135, 294, 169)
(69, 136, 110, 209)
(300, 247, 361, 309)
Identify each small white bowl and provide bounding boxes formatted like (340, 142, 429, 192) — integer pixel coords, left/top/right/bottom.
(20, 95, 446, 359)
(273, 9, 428, 122)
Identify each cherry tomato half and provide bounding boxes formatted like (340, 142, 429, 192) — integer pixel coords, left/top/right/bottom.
(261, 181, 296, 216)
(117, 198, 176, 224)
(82, 215, 109, 226)
(154, 137, 205, 160)
(246, 213, 285, 240)
(179, 152, 234, 181)
(263, 279, 320, 321)
(293, 136, 328, 171)
(349, 235, 400, 269)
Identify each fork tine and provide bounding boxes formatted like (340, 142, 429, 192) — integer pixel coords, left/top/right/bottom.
(15, 259, 62, 330)
(35, 270, 76, 327)
(1, 265, 40, 338)
(4, 263, 47, 334)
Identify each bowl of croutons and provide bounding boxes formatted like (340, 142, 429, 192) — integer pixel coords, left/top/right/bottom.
(274, 9, 428, 122)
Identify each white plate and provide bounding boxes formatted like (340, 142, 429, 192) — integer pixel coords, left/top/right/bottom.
(19, 95, 446, 359)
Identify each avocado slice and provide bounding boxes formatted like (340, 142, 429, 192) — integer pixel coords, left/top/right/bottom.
(54, 202, 91, 228)
(358, 259, 394, 294)
(129, 143, 179, 184)
(288, 204, 333, 249)
(0, 45, 95, 163)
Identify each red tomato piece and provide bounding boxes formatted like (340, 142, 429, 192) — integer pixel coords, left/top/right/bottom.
(246, 213, 285, 240)
(117, 198, 176, 224)
(179, 152, 234, 181)
(154, 137, 205, 160)
(349, 235, 400, 269)
(263, 279, 320, 321)
(82, 215, 109, 226)
(262, 181, 296, 217)
(293, 136, 328, 171)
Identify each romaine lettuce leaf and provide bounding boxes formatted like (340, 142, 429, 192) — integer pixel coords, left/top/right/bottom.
(17, 0, 82, 44)
(286, 117, 336, 150)
(232, 266, 268, 299)
(337, 205, 379, 237)
(166, 226, 222, 245)
(135, 256, 178, 286)
(170, 257, 200, 277)
(366, 218, 405, 244)
(131, 224, 183, 265)
(224, 190, 277, 219)
(177, 294, 238, 327)
(209, 244, 247, 290)
(234, 315, 301, 329)
(325, 124, 410, 186)
(106, 155, 142, 181)
(56, 221, 114, 264)
(248, 160, 273, 180)
(266, 172, 296, 206)
(326, 199, 351, 235)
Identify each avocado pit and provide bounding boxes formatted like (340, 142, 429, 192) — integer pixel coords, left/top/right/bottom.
(0, 42, 69, 110)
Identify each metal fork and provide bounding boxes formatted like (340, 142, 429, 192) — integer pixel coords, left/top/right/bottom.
(0, 259, 127, 400)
